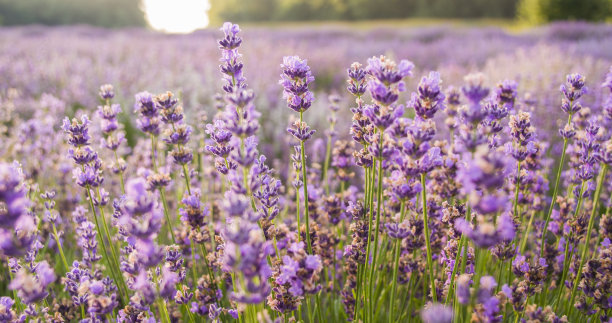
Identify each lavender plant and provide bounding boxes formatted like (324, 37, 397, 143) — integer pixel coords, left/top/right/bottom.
(2, 21, 612, 323)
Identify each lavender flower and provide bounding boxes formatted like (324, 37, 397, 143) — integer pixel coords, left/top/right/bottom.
(9, 260, 55, 304)
(280, 56, 315, 114)
(455, 213, 515, 248)
(421, 303, 453, 323)
(219, 22, 245, 92)
(409, 71, 445, 120)
(0, 162, 35, 257)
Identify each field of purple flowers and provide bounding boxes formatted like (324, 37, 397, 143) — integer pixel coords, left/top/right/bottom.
(1, 21, 612, 322)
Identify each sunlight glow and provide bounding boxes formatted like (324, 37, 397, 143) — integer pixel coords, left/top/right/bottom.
(143, 0, 209, 33)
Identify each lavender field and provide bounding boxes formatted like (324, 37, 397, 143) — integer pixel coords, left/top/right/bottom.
(1, 21, 612, 322)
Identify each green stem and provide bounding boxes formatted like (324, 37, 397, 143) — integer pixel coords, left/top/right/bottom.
(190, 237, 198, 284)
(159, 188, 176, 244)
(445, 233, 466, 305)
(85, 186, 127, 301)
(554, 180, 586, 310)
(513, 161, 522, 220)
(421, 173, 437, 302)
(96, 188, 123, 275)
(363, 161, 376, 322)
(389, 201, 406, 323)
(519, 209, 535, 253)
(322, 126, 333, 196)
(150, 134, 158, 171)
(296, 171, 301, 243)
(541, 113, 573, 256)
(154, 273, 172, 323)
(568, 164, 608, 315)
(6, 261, 23, 313)
(368, 131, 385, 321)
(354, 264, 363, 321)
(51, 223, 69, 271)
(182, 164, 192, 195)
(299, 111, 312, 254)
(114, 150, 126, 195)
(555, 231, 573, 311)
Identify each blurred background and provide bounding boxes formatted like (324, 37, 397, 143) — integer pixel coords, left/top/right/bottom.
(0, 0, 610, 32)
(1, 0, 612, 162)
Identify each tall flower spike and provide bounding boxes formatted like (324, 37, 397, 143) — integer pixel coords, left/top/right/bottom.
(280, 56, 315, 113)
(365, 55, 413, 107)
(219, 22, 244, 93)
(409, 71, 445, 120)
(134, 91, 160, 136)
(0, 162, 35, 257)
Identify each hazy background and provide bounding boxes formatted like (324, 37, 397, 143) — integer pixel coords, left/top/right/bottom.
(0, 0, 610, 32)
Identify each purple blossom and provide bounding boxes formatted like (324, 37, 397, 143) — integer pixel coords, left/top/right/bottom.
(421, 303, 453, 323)
(455, 213, 515, 248)
(280, 56, 315, 113)
(9, 260, 55, 304)
(409, 71, 445, 119)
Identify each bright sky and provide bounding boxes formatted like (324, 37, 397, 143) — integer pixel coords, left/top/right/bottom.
(142, 0, 210, 33)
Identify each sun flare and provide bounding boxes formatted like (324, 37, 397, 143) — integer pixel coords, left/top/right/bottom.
(142, 0, 209, 33)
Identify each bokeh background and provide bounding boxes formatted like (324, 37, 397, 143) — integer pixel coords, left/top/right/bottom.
(1, 0, 611, 163)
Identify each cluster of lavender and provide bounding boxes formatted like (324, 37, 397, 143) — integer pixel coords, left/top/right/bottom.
(3, 21, 612, 323)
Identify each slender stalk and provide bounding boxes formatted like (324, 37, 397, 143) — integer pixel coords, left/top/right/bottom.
(6, 260, 23, 313)
(554, 231, 573, 311)
(96, 188, 130, 299)
(368, 131, 385, 321)
(96, 188, 121, 270)
(150, 134, 158, 170)
(555, 180, 585, 309)
(182, 164, 192, 194)
(445, 233, 466, 305)
(51, 223, 69, 271)
(153, 271, 172, 323)
(541, 113, 573, 256)
(189, 237, 198, 284)
(314, 293, 324, 323)
(113, 150, 126, 195)
(362, 163, 375, 321)
(322, 126, 333, 195)
(299, 111, 313, 254)
(296, 171, 301, 243)
(513, 161, 522, 220)
(568, 164, 608, 314)
(421, 173, 437, 302)
(159, 189, 176, 244)
(354, 264, 364, 321)
(388, 201, 406, 323)
(85, 186, 127, 301)
(519, 209, 535, 253)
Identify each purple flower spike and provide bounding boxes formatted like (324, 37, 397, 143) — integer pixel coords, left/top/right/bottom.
(280, 56, 315, 113)
(421, 303, 453, 323)
(462, 73, 490, 104)
(495, 79, 518, 109)
(366, 55, 414, 85)
(410, 71, 445, 119)
(560, 73, 587, 102)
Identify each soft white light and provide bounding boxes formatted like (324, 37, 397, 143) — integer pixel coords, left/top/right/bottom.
(143, 0, 209, 33)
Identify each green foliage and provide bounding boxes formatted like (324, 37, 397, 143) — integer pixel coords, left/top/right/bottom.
(518, 0, 612, 22)
(0, 0, 145, 27)
(209, 0, 519, 23)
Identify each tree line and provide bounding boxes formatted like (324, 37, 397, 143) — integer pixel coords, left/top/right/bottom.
(209, 0, 612, 24)
(0, 0, 145, 27)
(0, 0, 609, 28)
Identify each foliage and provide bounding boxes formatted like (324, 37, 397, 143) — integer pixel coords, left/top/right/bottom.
(208, 0, 519, 24)
(518, 0, 612, 23)
(0, 0, 145, 27)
